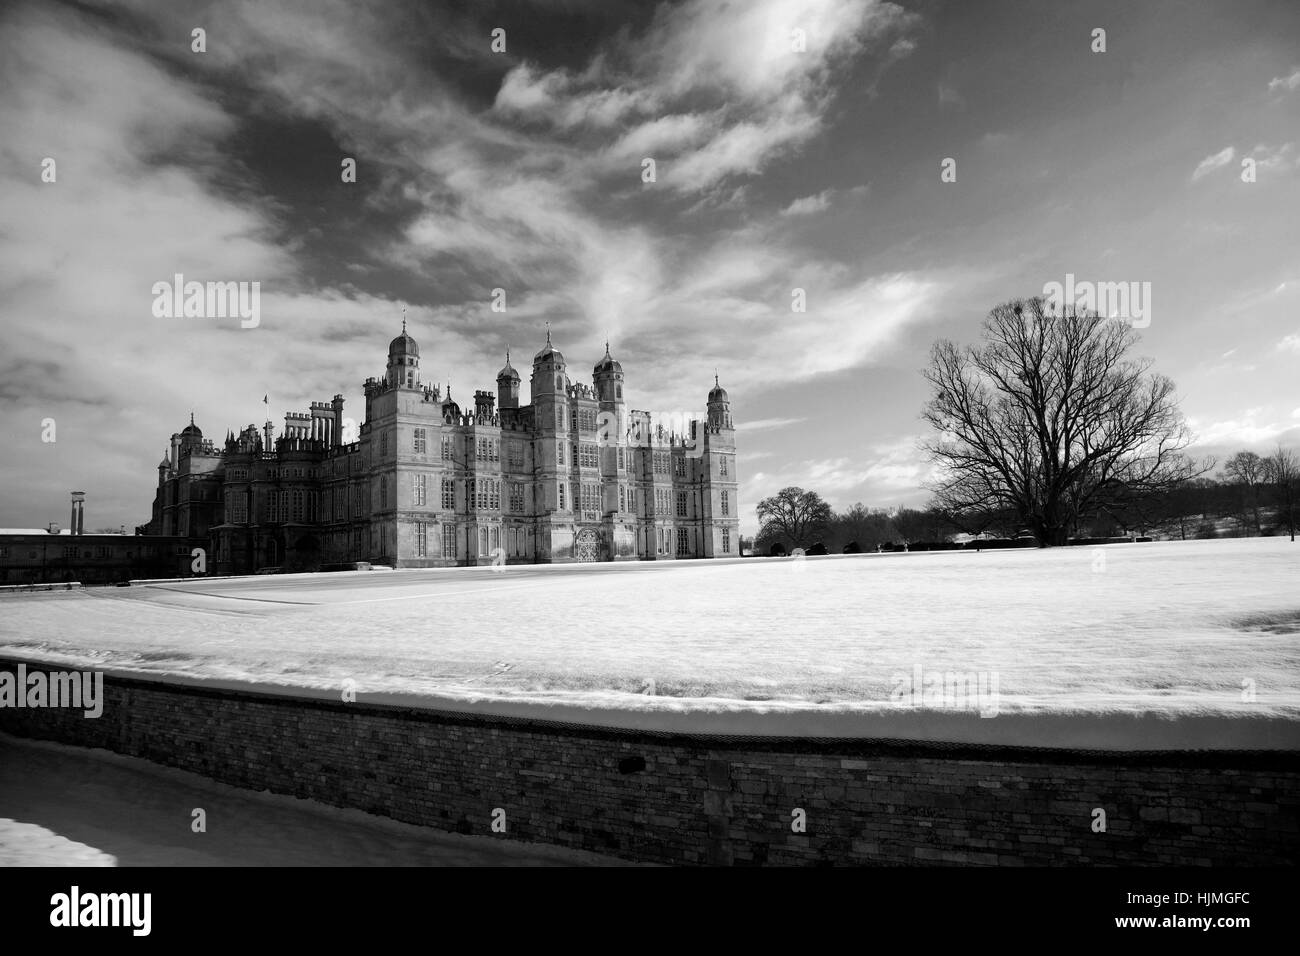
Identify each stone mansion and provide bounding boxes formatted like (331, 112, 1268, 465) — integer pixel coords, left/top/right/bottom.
(140, 326, 739, 573)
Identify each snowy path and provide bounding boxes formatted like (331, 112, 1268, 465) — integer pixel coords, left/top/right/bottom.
(0, 736, 629, 866)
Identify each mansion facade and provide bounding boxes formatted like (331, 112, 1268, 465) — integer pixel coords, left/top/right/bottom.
(140, 327, 739, 573)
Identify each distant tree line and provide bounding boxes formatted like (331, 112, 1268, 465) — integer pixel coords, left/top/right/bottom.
(751, 445, 1298, 554)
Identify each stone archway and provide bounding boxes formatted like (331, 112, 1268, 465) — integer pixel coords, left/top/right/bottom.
(575, 529, 599, 562)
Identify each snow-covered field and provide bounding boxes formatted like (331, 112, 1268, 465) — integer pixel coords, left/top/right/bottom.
(2, 538, 1297, 734)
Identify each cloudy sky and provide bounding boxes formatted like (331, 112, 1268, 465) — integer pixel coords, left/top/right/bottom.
(2, 0, 1298, 536)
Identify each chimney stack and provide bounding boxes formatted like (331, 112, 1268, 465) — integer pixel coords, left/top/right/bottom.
(70, 491, 85, 536)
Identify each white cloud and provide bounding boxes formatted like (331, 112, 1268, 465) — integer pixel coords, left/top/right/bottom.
(1249, 142, 1300, 173)
(1268, 69, 1300, 94)
(1187, 411, 1290, 447)
(1277, 333, 1300, 353)
(1191, 146, 1235, 182)
(738, 417, 807, 432)
(781, 190, 833, 215)
(493, 0, 919, 196)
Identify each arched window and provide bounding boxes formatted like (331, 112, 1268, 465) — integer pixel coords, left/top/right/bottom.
(556, 374, 563, 390)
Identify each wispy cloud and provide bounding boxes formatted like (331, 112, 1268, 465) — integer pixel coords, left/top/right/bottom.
(1248, 142, 1300, 173)
(738, 417, 807, 432)
(1268, 68, 1300, 94)
(1191, 146, 1235, 182)
(493, 0, 919, 197)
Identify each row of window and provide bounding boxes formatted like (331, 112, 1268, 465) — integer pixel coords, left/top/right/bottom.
(475, 437, 500, 462)
(651, 528, 730, 555)
(236, 441, 727, 482)
(473, 479, 502, 510)
(264, 489, 318, 523)
(406, 523, 727, 561)
(221, 477, 727, 523)
(411, 523, 531, 560)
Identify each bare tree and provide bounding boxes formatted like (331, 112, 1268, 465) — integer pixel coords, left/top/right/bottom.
(1222, 451, 1267, 535)
(755, 486, 832, 549)
(922, 298, 1205, 546)
(831, 502, 895, 552)
(1265, 446, 1299, 541)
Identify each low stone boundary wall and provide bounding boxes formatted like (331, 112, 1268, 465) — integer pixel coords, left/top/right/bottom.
(1, 659, 1295, 865)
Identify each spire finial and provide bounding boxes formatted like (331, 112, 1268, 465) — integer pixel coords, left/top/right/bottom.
(190, 411, 195, 426)
(401, 307, 407, 334)
(715, 369, 719, 388)
(605, 339, 610, 356)
(506, 343, 510, 364)
(545, 321, 551, 347)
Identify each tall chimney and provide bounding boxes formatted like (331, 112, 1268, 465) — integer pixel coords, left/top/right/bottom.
(332, 394, 345, 447)
(70, 491, 85, 536)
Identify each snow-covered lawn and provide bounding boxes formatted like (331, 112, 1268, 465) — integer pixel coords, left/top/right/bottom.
(2, 538, 1297, 732)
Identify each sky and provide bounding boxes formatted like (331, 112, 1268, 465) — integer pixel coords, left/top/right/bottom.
(1, 0, 1298, 538)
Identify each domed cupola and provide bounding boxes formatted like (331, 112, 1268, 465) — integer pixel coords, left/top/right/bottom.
(387, 316, 420, 388)
(707, 374, 731, 428)
(180, 413, 203, 441)
(593, 341, 623, 376)
(498, 347, 520, 382)
(441, 384, 461, 422)
(533, 329, 565, 366)
(530, 325, 568, 398)
(497, 347, 521, 410)
(389, 330, 418, 357)
(593, 341, 625, 404)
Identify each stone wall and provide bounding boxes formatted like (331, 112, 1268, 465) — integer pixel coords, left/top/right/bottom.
(1, 659, 1295, 865)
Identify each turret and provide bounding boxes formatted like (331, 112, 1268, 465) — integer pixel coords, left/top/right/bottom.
(530, 326, 567, 401)
(386, 318, 420, 389)
(179, 413, 203, 455)
(707, 374, 733, 430)
(593, 341, 624, 405)
(496, 348, 520, 409)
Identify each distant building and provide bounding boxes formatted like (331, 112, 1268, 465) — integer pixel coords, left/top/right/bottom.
(0, 527, 198, 585)
(140, 326, 739, 573)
